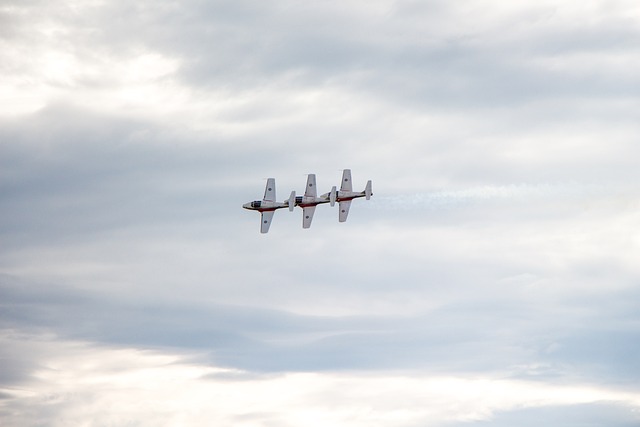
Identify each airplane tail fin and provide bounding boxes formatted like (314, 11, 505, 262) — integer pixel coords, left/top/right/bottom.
(364, 180, 372, 200)
(329, 186, 337, 207)
(288, 190, 296, 212)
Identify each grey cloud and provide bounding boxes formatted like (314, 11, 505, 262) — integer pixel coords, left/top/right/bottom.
(157, 1, 640, 109)
(7, 0, 640, 192)
(445, 402, 640, 427)
(2, 268, 639, 384)
(7, 0, 640, 108)
(0, 105, 284, 245)
(2, 0, 640, 424)
(545, 328, 640, 384)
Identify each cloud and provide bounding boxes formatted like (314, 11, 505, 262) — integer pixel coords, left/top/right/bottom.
(445, 402, 640, 427)
(2, 0, 640, 425)
(2, 332, 640, 427)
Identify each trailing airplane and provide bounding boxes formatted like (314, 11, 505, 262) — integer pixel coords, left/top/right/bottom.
(322, 169, 373, 222)
(294, 174, 332, 229)
(242, 178, 295, 233)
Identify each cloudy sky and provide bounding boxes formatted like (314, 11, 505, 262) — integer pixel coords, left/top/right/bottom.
(2, 0, 640, 425)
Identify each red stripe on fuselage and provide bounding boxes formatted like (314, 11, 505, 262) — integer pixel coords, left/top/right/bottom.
(298, 202, 327, 207)
(336, 194, 364, 202)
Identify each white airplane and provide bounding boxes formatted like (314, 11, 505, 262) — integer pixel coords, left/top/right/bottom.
(294, 174, 332, 229)
(242, 178, 295, 233)
(322, 169, 372, 222)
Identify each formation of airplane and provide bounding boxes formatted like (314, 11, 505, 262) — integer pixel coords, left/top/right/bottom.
(243, 170, 372, 233)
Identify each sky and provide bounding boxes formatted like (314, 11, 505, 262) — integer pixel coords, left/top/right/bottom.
(1, 0, 640, 425)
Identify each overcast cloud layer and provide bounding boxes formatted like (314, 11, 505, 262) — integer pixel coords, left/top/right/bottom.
(2, 1, 640, 426)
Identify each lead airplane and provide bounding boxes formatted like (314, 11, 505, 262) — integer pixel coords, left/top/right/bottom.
(294, 174, 332, 229)
(322, 169, 372, 222)
(242, 178, 295, 233)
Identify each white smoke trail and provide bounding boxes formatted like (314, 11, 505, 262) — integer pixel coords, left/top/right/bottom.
(373, 183, 622, 211)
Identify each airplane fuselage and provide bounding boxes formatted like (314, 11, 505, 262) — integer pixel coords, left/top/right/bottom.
(335, 191, 366, 202)
(294, 195, 330, 208)
(242, 200, 289, 212)
(319, 190, 366, 202)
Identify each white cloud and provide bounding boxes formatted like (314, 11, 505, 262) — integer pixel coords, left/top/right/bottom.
(2, 333, 639, 427)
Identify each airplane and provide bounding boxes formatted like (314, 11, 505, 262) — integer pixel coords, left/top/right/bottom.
(242, 178, 295, 233)
(294, 174, 332, 229)
(322, 169, 372, 222)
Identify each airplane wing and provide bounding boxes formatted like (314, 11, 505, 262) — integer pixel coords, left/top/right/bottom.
(302, 206, 316, 229)
(304, 174, 317, 198)
(263, 178, 276, 202)
(260, 210, 275, 233)
(338, 200, 351, 222)
(340, 169, 352, 192)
